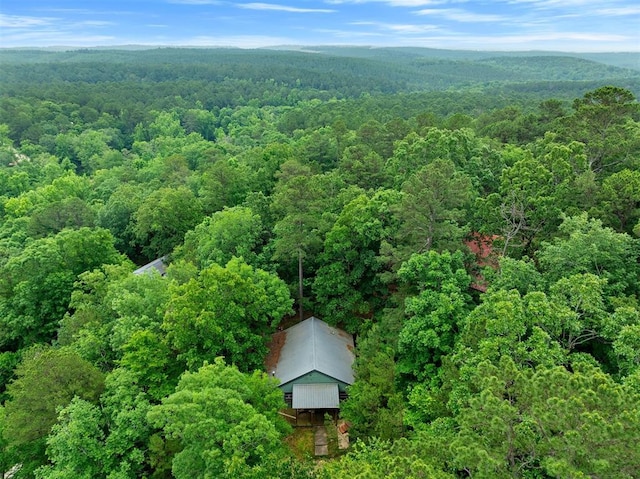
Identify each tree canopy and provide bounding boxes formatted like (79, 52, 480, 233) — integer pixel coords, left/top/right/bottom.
(1, 47, 639, 478)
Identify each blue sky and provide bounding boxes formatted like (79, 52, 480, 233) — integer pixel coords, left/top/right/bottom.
(1, 0, 639, 51)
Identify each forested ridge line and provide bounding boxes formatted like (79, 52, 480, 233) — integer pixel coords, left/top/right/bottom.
(0, 47, 639, 478)
(1, 47, 638, 91)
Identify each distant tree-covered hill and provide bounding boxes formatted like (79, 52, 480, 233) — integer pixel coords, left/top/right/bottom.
(1, 47, 638, 96)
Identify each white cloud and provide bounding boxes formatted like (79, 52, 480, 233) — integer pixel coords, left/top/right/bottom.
(170, 34, 296, 47)
(238, 3, 336, 13)
(312, 27, 387, 38)
(1, 30, 117, 46)
(439, 31, 630, 47)
(596, 6, 640, 16)
(0, 13, 118, 47)
(78, 21, 116, 26)
(0, 13, 56, 28)
(351, 20, 441, 33)
(32, 7, 135, 16)
(505, 0, 599, 6)
(167, 0, 223, 4)
(415, 8, 507, 22)
(501, 0, 635, 16)
(326, 0, 461, 5)
(34, 8, 95, 14)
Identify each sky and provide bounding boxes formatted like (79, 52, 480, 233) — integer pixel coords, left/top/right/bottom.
(1, 0, 639, 52)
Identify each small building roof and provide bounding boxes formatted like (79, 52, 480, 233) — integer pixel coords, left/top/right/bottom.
(274, 316, 355, 387)
(292, 383, 339, 409)
(133, 256, 168, 276)
(465, 233, 500, 292)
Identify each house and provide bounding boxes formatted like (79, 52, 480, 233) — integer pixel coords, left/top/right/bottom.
(272, 316, 355, 410)
(133, 256, 168, 276)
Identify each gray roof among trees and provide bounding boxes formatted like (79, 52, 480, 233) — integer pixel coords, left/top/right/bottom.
(133, 256, 167, 276)
(274, 316, 355, 387)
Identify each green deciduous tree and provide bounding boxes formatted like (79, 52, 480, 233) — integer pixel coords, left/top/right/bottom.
(386, 128, 501, 193)
(133, 186, 203, 259)
(119, 331, 177, 401)
(598, 168, 640, 234)
(35, 398, 107, 479)
(341, 321, 404, 441)
(99, 368, 154, 478)
(547, 273, 608, 351)
(337, 145, 389, 190)
(420, 289, 568, 426)
(178, 206, 265, 269)
(561, 86, 640, 174)
(57, 262, 170, 374)
(36, 368, 154, 479)
(239, 143, 294, 196)
(72, 129, 114, 174)
(2, 172, 92, 220)
(394, 159, 474, 262)
(528, 134, 597, 216)
(476, 150, 561, 257)
(452, 356, 640, 479)
(484, 256, 545, 296)
(613, 317, 640, 378)
(313, 190, 401, 332)
(147, 359, 289, 479)
(146, 111, 185, 140)
(319, 438, 454, 479)
(537, 213, 640, 298)
(458, 289, 568, 371)
(397, 250, 473, 382)
(197, 159, 253, 214)
(106, 271, 171, 354)
(271, 163, 352, 318)
(97, 183, 146, 260)
(163, 258, 292, 371)
(2, 347, 104, 476)
(0, 228, 124, 351)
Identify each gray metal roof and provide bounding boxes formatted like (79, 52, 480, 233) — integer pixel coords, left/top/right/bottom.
(133, 256, 167, 276)
(292, 383, 339, 409)
(274, 316, 355, 386)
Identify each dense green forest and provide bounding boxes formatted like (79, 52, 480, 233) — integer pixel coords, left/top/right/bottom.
(1, 47, 639, 478)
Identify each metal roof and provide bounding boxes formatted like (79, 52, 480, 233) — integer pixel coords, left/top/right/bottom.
(133, 256, 167, 276)
(292, 383, 339, 409)
(274, 316, 355, 386)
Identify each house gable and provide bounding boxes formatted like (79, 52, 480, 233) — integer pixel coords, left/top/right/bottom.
(278, 370, 351, 393)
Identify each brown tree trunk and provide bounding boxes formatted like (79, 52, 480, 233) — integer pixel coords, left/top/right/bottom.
(298, 248, 304, 321)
